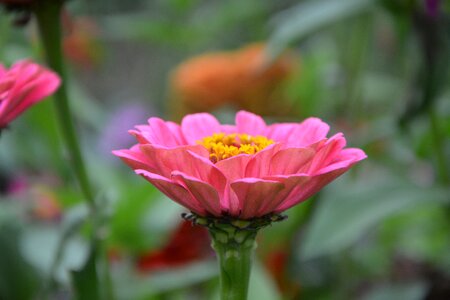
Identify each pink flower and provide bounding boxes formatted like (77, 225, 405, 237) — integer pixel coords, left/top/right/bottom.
(113, 111, 366, 219)
(0, 60, 60, 129)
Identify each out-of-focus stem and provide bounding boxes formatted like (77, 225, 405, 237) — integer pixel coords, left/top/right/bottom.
(33, 0, 95, 209)
(428, 107, 450, 185)
(32, 2, 114, 299)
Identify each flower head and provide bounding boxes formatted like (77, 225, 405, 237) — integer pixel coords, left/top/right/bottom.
(113, 111, 366, 220)
(0, 60, 60, 129)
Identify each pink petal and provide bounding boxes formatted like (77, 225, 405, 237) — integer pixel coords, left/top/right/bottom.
(230, 178, 285, 219)
(112, 145, 157, 172)
(245, 143, 282, 177)
(0, 60, 60, 127)
(215, 155, 252, 182)
(139, 145, 227, 193)
(220, 124, 237, 134)
(307, 134, 346, 174)
(181, 112, 221, 144)
(135, 169, 207, 215)
(137, 145, 202, 177)
(172, 171, 222, 216)
(316, 148, 367, 175)
(235, 110, 267, 135)
(260, 174, 311, 215)
(130, 118, 186, 147)
(269, 147, 316, 175)
(267, 118, 330, 147)
(274, 167, 349, 213)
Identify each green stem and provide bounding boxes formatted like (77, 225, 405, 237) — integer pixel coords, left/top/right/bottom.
(209, 225, 257, 300)
(428, 107, 450, 185)
(32, 2, 114, 299)
(32, 0, 95, 208)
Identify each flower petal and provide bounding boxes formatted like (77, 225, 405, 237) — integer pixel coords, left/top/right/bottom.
(245, 143, 282, 177)
(0, 60, 60, 127)
(316, 148, 367, 175)
(181, 112, 221, 144)
(215, 154, 252, 182)
(235, 110, 267, 135)
(230, 178, 284, 219)
(135, 169, 206, 215)
(269, 147, 316, 175)
(260, 174, 311, 215)
(112, 145, 157, 171)
(274, 167, 349, 213)
(138, 144, 209, 177)
(172, 171, 222, 216)
(130, 118, 186, 147)
(267, 118, 330, 147)
(307, 133, 346, 174)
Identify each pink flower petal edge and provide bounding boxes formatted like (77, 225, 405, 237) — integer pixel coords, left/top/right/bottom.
(114, 111, 367, 219)
(0, 59, 61, 128)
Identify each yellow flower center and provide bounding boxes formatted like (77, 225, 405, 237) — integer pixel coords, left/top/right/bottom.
(198, 133, 274, 163)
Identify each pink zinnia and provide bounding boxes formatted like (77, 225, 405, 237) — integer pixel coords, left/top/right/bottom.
(0, 60, 60, 129)
(113, 111, 366, 219)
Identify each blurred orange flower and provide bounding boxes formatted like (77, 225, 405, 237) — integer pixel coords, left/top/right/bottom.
(170, 43, 298, 118)
(30, 185, 62, 221)
(62, 13, 102, 69)
(6, 175, 62, 221)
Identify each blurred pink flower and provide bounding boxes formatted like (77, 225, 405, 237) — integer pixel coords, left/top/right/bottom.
(113, 111, 366, 219)
(0, 60, 60, 129)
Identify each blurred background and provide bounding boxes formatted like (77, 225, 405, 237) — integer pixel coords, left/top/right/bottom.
(0, 0, 449, 299)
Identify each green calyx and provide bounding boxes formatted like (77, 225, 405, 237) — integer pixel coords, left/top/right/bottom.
(182, 212, 287, 232)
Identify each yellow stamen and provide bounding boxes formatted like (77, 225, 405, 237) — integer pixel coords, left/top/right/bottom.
(198, 133, 274, 163)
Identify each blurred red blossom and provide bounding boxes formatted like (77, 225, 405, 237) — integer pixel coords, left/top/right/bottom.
(264, 247, 301, 297)
(136, 220, 212, 273)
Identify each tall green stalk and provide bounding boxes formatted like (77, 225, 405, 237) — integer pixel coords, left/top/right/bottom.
(428, 107, 450, 185)
(31, 2, 113, 299)
(32, 0, 95, 209)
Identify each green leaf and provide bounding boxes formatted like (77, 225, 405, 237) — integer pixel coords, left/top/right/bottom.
(0, 224, 39, 300)
(71, 244, 101, 300)
(300, 171, 450, 260)
(267, 0, 376, 59)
